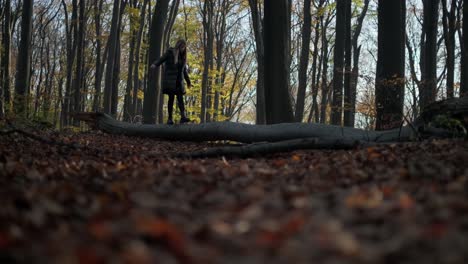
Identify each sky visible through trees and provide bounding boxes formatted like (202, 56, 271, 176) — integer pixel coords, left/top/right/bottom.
(0, 0, 466, 127)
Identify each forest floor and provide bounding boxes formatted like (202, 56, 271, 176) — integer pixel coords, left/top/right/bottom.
(1, 129, 468, 264)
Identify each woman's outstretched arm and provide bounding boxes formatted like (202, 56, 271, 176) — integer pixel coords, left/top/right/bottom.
(151, 50, 170, 67)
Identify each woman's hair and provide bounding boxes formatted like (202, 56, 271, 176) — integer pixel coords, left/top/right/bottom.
(174, 39, 187, 65)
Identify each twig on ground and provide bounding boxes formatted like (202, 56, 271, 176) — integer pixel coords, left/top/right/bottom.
(175, 137, 372, 159)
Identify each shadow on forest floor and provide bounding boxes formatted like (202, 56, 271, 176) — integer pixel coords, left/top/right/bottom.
(1, 130, 468, 263)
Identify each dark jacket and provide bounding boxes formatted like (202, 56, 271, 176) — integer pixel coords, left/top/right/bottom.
(155, 48, 191, 95)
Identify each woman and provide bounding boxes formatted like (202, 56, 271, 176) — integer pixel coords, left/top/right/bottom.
(151, 39, 192, 125)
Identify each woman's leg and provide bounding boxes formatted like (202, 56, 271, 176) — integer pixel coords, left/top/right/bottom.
(176, 94, 186, 118)
(167, 94, 175, 121)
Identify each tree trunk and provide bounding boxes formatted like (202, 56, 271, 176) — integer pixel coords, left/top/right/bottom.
(14, 0, 34, 117)
(75, 96, 468, 145)
(124, 1, 137, 122)
(375, 0, 406, 130)
(142, 0, 170, 124)
(1, 0, 12, 117)
(72, 0, 86, 125)
(132, 0, 149, 120)
(43, 41, 57, 120)
(180, 137, 361, 158)
(111, 32, 122, 117)
(294, 0, 311, 122)
(92, 0, 104, 112)
(441, 0, 457, 98)
(319, 10, 331, 124)
(331, 0, 346, 126)
(264, 0, 294, 124)
(461, 0, 468, 97)
(55, 77, 64, 126)
(200, 0, 215, 123)
(307, 14, 321, 124)
(343, 0, 353, 127)
(103, 0, 121, 115)
(163, 0, 180, 50)
(33, 38, 45, 118)
(348, 0, 370, 127)
(248, 0, 266, 125)
(213, 0, 230, 122)
(75, 112, 417, 143)
(421, 0, 440, 108)
(61, 0, 78, 126)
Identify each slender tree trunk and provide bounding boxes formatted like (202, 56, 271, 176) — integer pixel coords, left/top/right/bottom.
(264, 0, 294, 124)
(43, 42, 57, 119)
(343, 0, 353, 127)
(163, 0, 180, 50)
(111, 2, 127, 118)
(132, 0, 149, 120)
(142, 0, 170, 124)
(1, 0, 12, 117)
(213, 1, 228, 122)
(421, 0, 440, 109)
(248, 0, 265, 124)
(111, 32, 122, 117)
(331, 0, 346, 125)
(72, 0, 86, 125)
(55, 76, 64, 126)
(375, 0, 406, 130)
(14, 0, 34, 117)
(461, 0, 468, 96)
(61, 0, 77, 126)
(103, 0, 121, 115)
(319, 15, 330, 124)
(33, 40, 45, 117)
(350, 0, 370, 126)
(124, 0, 138, 122)
(158, 0, 180, 124)
(295, 0, 312, 122)
(200, 0, 214, 123)
(93, 0, 104, 112)
(307, 13, 321, 123)
(442, 0, 457, 98)
(124, 40, 134, 120)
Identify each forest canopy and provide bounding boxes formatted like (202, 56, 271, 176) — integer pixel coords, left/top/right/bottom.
(0, 0, 467, 129)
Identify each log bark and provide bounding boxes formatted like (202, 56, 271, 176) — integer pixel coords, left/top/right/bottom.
(75, 111, 418, 143)
(73, 96, 468, 159)
(177, 138, 362, 158)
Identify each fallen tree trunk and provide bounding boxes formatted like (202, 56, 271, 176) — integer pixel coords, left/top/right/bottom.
(75, 96, 468, 144)
(74, 98, 468, 158)
(75, 112, 419, 143)
(175, 138, 366, 158)
(73, 97, 467, 157)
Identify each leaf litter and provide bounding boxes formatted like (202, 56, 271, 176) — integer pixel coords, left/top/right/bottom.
(1, 131, 468, 263)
